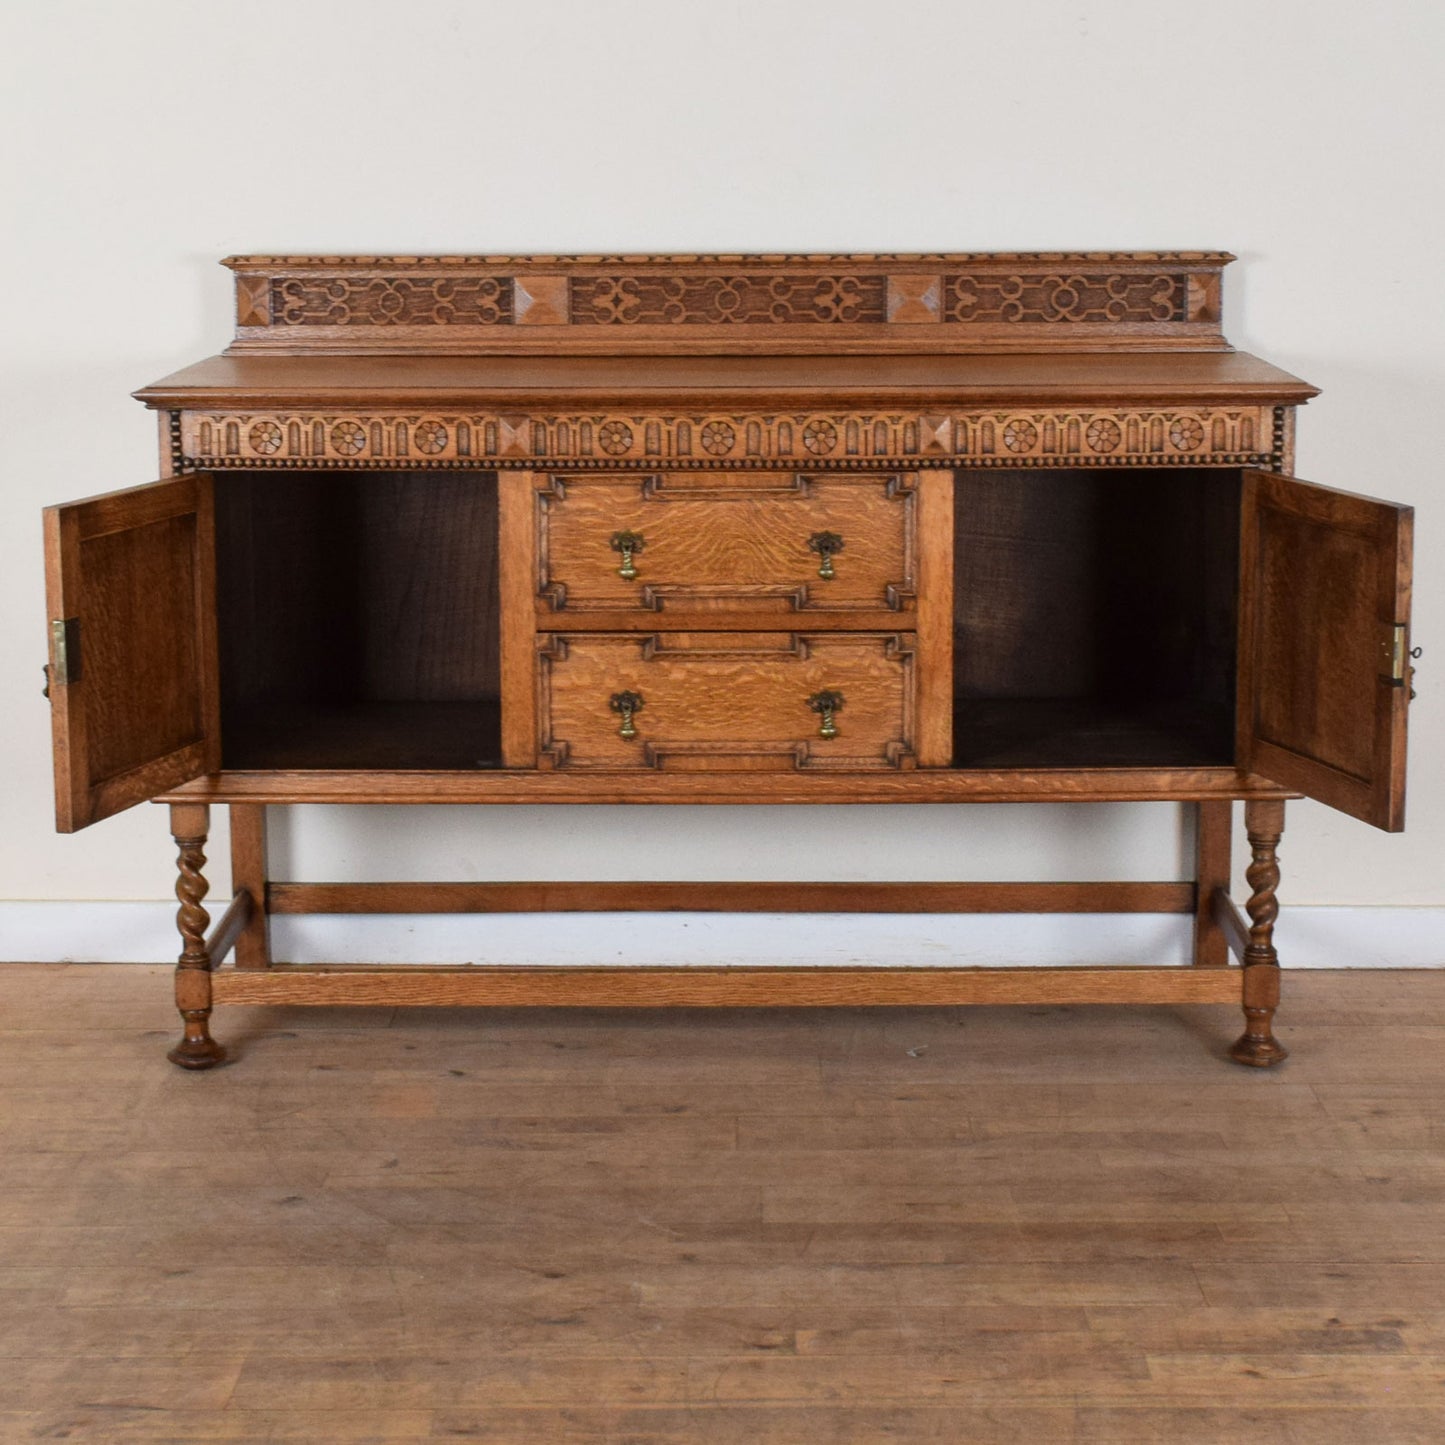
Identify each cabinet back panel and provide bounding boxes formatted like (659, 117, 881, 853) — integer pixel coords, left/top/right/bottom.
(214, 470, 501, 768)
(952, 468, 1238, 766)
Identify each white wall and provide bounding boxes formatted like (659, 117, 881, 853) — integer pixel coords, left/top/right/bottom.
(2, 1, 1441, 932)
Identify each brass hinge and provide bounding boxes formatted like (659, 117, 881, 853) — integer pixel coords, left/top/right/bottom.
(1387, 623, 1407, 681)
(1381, 622, 1409, 684)
(49, 617, 81, 686)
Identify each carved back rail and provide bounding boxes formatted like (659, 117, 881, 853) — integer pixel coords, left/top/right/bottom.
(225, 252, 1232, 355)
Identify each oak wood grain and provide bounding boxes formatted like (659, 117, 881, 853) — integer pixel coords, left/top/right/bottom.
(166, 801, 224, 1066)
(913, 469, 954, 766)
(1238, 469, 1413, 830)
(537, 631, 917, 771)
(210, 964, 1245, 1007)
(535, 471, 914, 616)
(1211, 885, 1250, 962)
(1192, 802, 1232, 967)
(157, 767, 1300, 805)
(44, 475, 220, 831)
(132, 349, 1321, 410)
(203, 891, 252, 965)
(496, 470, 537, 767)
(229, 803, 271, 969)
(265, 880, 1197, 916)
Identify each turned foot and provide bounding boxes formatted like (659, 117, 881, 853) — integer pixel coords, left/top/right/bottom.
(1230, 1011, 1289, 1067)
(167, 1010, 227, 1069)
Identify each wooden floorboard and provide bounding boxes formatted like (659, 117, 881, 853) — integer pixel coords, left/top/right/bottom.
(1, 964, 1444, 1442)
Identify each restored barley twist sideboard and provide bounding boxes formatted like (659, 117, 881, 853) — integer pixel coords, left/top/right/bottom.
(42, 252, 1415, 1069)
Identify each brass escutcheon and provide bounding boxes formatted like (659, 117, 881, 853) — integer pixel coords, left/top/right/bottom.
(610, 530, 644, 581)
(609, 690, 644, 739)
(808, 530, 844, 580)
(806, 689, 845, 740)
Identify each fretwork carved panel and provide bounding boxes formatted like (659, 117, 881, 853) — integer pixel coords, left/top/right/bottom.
(569, 275, 889, 325)
(226, 252, 1232, 352)
(273, 276, 512, 326)
(179, 407, 1278, 470)
(260, 270, 1203, 330)
(944, 272, 1187, 324)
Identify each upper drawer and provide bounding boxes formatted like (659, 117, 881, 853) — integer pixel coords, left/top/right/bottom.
(533, 471, 916, 616)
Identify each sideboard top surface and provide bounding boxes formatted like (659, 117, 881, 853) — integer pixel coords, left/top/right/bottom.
(135, 349, 1318, 411)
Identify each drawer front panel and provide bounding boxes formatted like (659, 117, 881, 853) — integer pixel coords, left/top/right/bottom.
(539, 631, 916, 770)
(537, 472, 915, 615)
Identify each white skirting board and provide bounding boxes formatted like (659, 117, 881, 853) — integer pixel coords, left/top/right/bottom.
(1, 902, 1442, 967)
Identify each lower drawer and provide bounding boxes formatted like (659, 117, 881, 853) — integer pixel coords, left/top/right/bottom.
(537, 632, 918, 771)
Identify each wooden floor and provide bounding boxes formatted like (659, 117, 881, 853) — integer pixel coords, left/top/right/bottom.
(2, 966, 1444, 1442)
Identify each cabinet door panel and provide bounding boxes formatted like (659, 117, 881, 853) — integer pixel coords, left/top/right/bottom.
(44, 475, 220, 831)
(1238, 469, 1412, 830)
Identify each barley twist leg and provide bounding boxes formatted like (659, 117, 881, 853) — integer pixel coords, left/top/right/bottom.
(1229, 799, 1289, 1067)
(166, 804, 226, 1069)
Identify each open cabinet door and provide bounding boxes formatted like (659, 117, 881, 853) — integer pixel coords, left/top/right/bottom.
(44, 474, 220, 832)
(1238, 469, 1413, 831)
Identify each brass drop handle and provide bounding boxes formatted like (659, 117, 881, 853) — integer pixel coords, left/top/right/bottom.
(808, 530, 844, 580)
(42, 664, 50, 700)
(609, 690, 644, 739)
(807, 689, 845, 740)
(610, 530, 644, 581)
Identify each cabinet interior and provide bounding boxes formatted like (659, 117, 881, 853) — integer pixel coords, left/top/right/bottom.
(214, 470, 502, 769)
(211, 465, 1243, 773)
(951, 467, 1241, 768)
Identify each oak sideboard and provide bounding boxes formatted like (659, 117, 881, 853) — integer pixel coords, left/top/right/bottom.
(42, 252, 1415, 1069)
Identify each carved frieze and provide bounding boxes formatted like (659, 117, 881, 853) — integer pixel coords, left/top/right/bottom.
(177, 406, 1279, 470)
